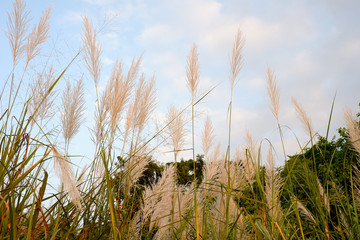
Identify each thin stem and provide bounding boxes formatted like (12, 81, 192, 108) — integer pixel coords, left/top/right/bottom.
(192, 97, 200, 240)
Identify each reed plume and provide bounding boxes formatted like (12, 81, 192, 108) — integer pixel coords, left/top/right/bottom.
(26, 5, 52, 63)
(202, 115, 215, 157)
(292, 98, 314, 137)
(186, 43, 200, 239)
(133, 75, 156, 132)
(225, 28, 244, 237)
(5, 0, 29, 66)
(140, 165, 175, 231)
(229, 27, 244, 90)
(125, 74, 156, 141)
(344, 109, 360, 154)
(344, 109, 360, 207)
(316, 177, 330, 214)
(265, 147, 283, 222)
(92, 92, 109, 145)
(106, 60, 135, 134)
(61, 79, 86, 151)
(82, 15, 102, 86)
(297, 200, 316, 224)
(167, 105, 186, 160)
(244, 130, 258, 185)
(28, 66, 56, 126)
(53, 147, 82, 209)
(186, 44, 200, 98)
(266, 67, 280, 121)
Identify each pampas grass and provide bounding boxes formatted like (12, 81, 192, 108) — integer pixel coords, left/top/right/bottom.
(5, 0, 29, 66)
(53, 147, 82, 209)
(28, 66, 56, 126)
(229, 27, 244, 90)
(266, 67, 280, 122)
(202, 115, 215, 158)
(344, 109, 360, 154)
(292, 97, 314, 137)
(61, 79, 86, 152)
(82, 15, 102, 86)
(167, 105, 186, 160)
(265, 147, 283, 221)
(26, 4, 51, 63)
(186, 43, 201, 239)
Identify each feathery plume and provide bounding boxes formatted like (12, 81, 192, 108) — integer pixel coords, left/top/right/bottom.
(53, 147, 82, 209)
(5, 0, 30, 65)
(126, 55, 143, 84)
(140, 165, 175, 229)
(28, 66, 56, 126)
(26, 5, 52, 63)
(340, 210, 352, 239)
(61, 79, 86, 147)
(82, 15, 102, 85)
(92, 92, 109, 145)
(208, 142, 221, 163)
(344, 109, 360, 154)
(126, 74, 156, 134)
(229, 27, 244, 90)
(232, 147, 246, 190)
(122, 153, 151, 197)
(316, 177, 330, 214)
(106, 60, 136, 134)
(266, 67, 280, 121)
(344, 110, 360, 207)
(202, 115, 215, 157)
(292, 97, 314, 136)
(265, 147, 283, 221)
(243, 130, 258, 185)
(186, 44, 200, 98)
(297, 200, 316, 224)
(167, 105, 186, 159)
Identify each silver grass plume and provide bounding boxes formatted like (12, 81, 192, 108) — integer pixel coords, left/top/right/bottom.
(292, 98, 314, 137)
(167, 105, 186, 160)
(53, 147, 82, 209)
(266, 67, 280, 121)
(82, 15, 102, 86)
(265, 147, 283, 222)
(344, 109, 360, 207)
(26, 4, 52, 63)
(202, 115, 215, 158)
(28, 66, 56, 126)
(186, 44, 200, 98)
(61, 79, 86, 150)
(229, 27, 244, 90)
(140, 166, 175, 232)
(297, 200, 316, 224)
(5, 0, 30, 65)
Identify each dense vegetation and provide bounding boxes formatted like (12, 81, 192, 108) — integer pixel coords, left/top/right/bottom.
(1, 1, 360, 239)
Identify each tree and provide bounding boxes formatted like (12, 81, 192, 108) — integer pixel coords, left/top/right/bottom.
(167, 154, 204, 185)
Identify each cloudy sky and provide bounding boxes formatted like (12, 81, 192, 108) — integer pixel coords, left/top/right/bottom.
(1, 0, 359, 166)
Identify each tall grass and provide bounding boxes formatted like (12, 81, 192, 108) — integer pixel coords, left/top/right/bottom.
(1, 1, 360, 239)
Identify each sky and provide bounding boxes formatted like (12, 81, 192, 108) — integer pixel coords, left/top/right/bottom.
(1, 0, 360, 167)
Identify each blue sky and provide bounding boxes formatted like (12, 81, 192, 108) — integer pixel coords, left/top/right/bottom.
(1, 0, 360, 167)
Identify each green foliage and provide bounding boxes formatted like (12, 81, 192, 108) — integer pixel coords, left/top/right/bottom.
(167, 154, 205, 185)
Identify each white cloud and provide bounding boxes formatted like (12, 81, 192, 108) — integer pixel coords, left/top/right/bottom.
(103, 56, 114, 65)
(100, 32, 120, 51)
(60, 10, 83, 23)
(139, 24, 179, 45)
(82, 0, 115, 6)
